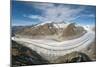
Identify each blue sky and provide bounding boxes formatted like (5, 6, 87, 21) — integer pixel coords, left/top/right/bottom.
(11, 1, 96, 26)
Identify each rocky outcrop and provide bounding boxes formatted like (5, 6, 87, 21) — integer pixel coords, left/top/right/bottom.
(12, 40, 49, 66)
(53, 51, 91, 63)
(81, 39, 96, 60)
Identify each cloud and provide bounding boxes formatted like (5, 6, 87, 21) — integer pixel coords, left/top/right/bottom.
(23, 14, 45, 21)
(25, 3, 86, 23)
(82, 14, 95, 18)
(78, 14, 96, 20)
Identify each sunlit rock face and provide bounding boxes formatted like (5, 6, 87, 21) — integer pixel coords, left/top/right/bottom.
(15, 22, 58, 37)
(61, 23, 86, 40)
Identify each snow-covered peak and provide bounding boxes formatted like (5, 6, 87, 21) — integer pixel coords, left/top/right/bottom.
(34, 21, 52, 27)
(40, 21, 53, 25)
(33, 21, 77, 29)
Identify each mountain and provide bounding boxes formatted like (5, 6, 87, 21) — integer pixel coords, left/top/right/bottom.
(12, 21, 95, 66)
(12, 25, 34, 36)
(15, 22, 58, 36)
(61, 23, 86, 40)
(12, 26, 25, 36)
(14, 21, 65, 36)
(13, 21, 86, 40)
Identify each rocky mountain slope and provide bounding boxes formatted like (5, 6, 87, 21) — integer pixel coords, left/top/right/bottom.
(13, 21, 86, 40)
(61, 23, 86, 40)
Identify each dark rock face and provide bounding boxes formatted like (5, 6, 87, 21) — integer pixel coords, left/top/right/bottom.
(11, 40, 49, 66)
(54, 52, 91, 63)
(68, 52, 91, 63)
(83, 40, 96, 60)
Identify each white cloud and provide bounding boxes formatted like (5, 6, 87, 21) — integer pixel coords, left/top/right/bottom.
(80, 14, 95, 18)
(89, 14, 95, 17)
(25, 3, 86, 23)
(28, 15, 44, 20)
(23, 14, 45, 21)
(85, 14, 95, 18)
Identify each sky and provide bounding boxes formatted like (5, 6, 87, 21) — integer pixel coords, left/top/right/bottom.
(11, 1, 96, 26)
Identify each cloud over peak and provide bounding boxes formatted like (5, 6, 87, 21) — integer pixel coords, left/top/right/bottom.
(22, 2, 95, 25)
(25, 3, 85, 23)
